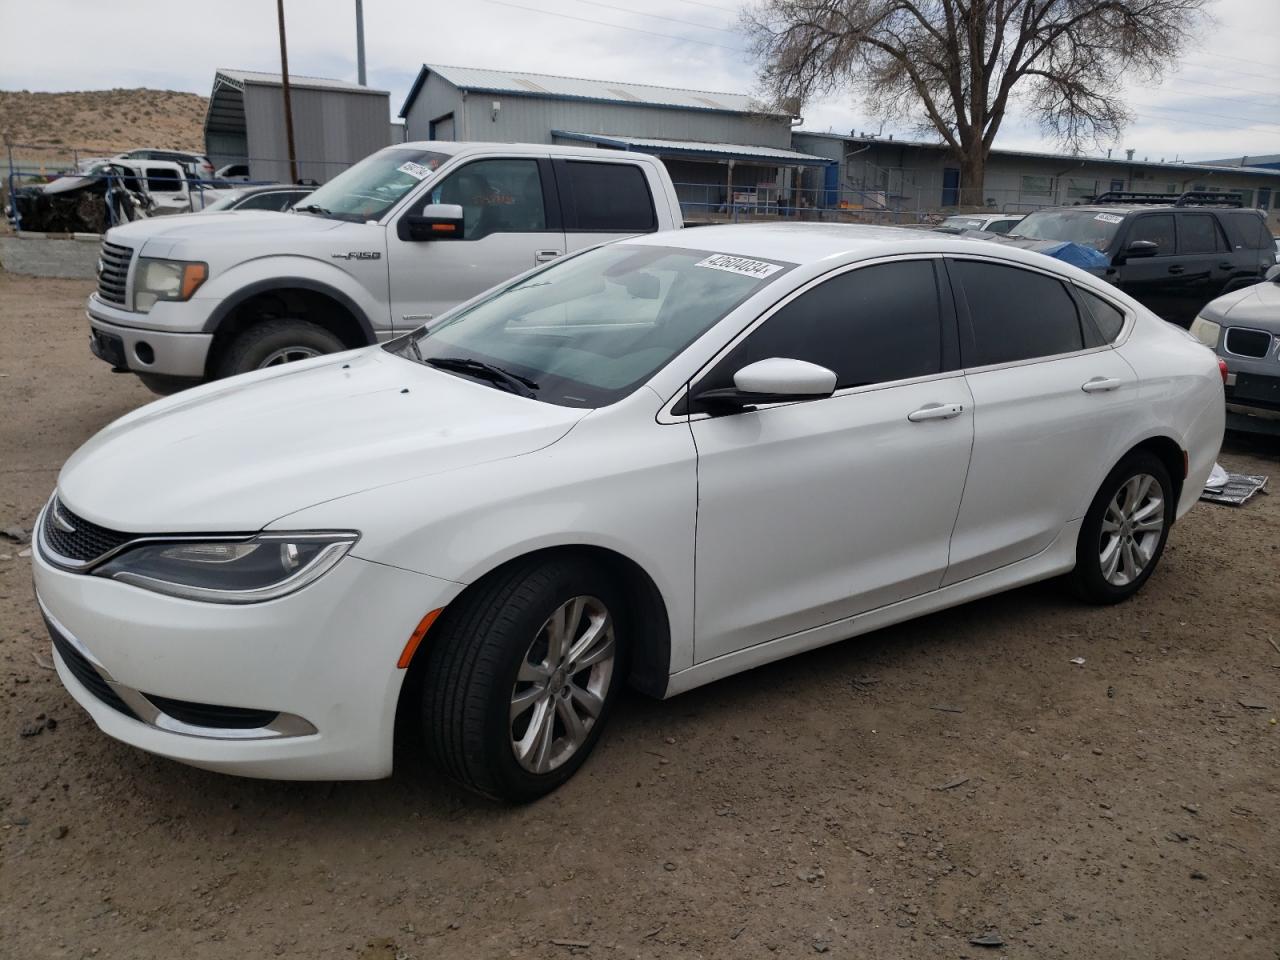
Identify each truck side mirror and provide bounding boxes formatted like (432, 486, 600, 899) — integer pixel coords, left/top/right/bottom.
(398, 203, 464, 241)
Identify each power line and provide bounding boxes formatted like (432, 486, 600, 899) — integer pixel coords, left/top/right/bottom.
(565, 0, 738, 33)
(481, 0, 744, 50)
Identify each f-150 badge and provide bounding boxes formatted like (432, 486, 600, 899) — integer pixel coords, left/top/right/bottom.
(332, 251, 382, 260)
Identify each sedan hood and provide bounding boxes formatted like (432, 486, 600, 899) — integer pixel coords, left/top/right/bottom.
(1202, 278, 1280, 325)
(57, 349, 587, 533)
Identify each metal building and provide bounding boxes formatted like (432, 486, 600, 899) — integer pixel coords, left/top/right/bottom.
(398, 64, 834, 218)
(204, 69, 392, 184)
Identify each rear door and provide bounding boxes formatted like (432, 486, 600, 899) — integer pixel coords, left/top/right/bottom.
(943, 257, 1140, 584)
(1174, 212, 1232, 322)
(553, 158, 660, 254)
(386, 154, 565, 330)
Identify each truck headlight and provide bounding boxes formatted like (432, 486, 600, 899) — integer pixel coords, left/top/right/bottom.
(94, 532, 358, 603)
(134, 258, 207, 312)
(1188, 315, 1221, 348)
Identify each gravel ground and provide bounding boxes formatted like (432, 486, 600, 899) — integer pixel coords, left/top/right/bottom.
(1, 270, 1277, 960)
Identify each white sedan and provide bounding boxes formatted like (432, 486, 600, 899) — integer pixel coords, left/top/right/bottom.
(33, 224, 1224, 801)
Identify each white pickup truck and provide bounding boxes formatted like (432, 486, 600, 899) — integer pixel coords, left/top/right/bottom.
(86, 142, 684, 392)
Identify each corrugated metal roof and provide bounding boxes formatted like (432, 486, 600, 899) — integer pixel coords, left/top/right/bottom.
(412, 64, 783, 115)
(214, 68, 388, 96)
(554, 131, 834, 165)
(793, 131, 1280, 178)
(1203, 153, 1280, 167)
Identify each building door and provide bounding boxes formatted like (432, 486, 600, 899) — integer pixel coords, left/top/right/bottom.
(1259, 187, 1271, 211)
(942, 167, 960, 207)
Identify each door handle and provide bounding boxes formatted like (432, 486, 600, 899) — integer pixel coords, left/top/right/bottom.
(1218, 262, 1233, 270)
(1081, 376, 1122, 393)
(1167, 264, 1184, 274)
(534, 249, 562, 263)
(907, 402, 964, 422)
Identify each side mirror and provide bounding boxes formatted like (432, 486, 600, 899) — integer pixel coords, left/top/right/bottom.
(1266, 263, 1280, 282)
(398, 203, 464, 241)
(1124, 239, 1159, 259)
(692, 358, 837, 412)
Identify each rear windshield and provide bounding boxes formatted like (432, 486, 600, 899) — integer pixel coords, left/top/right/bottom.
(1011, 210, 1124, 251)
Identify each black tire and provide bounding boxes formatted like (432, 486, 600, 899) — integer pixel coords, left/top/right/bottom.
(215, 319, 346, 378)
(418, 557, 627, 802)
(1070, 451, 1174, 604)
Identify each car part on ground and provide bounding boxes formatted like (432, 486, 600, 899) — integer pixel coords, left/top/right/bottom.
(1200, 470, 1269, 506)
(36, 223, 1224, 801)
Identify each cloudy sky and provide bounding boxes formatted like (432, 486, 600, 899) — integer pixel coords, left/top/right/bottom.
(2, 0, 1277, 163)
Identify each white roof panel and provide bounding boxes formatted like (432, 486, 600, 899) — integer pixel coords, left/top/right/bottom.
(215, 69, 388, 96)
(555, 132, 831, 164)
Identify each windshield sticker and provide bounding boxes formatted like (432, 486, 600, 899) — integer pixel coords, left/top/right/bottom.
(695, 254, 784, 279)
(397, 161, 433, 181)
(1094, 213, 1124, 224)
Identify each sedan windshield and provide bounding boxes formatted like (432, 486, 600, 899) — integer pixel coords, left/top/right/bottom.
(296, 147, 449, 222)
(1010, 210, 1122, 251)
(390, 244, 792, 407)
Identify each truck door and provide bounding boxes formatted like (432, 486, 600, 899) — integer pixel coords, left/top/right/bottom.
(385, 155, 565, 332)
(552, 158, 661, 254)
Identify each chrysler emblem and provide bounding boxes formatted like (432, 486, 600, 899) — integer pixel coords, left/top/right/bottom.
(51, 502, 77, 534)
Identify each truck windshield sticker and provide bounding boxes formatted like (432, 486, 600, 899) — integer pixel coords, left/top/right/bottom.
(1094, 213, 1124, 224)
(397, 161, 433, 181)
(695, 254, 784, 279)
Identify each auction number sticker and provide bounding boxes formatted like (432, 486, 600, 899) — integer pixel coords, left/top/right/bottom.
(695, 254, 784, 279)
(1094, 213, 1124, 224)
(398, 161, 433, 181)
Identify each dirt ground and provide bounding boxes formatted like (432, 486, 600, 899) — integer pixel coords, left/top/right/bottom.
(0, 269, 1277, 960)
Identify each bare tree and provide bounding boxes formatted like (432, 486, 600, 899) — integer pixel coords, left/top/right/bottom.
(746, 0, 1209, 202)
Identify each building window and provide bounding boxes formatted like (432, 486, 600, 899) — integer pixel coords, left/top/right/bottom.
(1065, 178, 1098, 200)
(1021, 175, 1053, 197)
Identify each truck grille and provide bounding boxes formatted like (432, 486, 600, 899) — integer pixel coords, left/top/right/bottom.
(1225, 327, 1273, 359)
(96, 240, 132, 305)
(41, 497, 135, 567)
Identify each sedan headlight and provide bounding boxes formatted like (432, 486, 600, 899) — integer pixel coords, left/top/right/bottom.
(1189, 315, 1221, 348)
(134, 258, 207, 312)
(94, 532, 358, 603)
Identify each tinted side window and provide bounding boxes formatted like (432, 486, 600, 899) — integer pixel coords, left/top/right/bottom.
(1179, 214, 1223, 254)
(1128, 214, 1175, 254)
(235, 192, 284, 210)
(987, 219, 1018, 235)
(146, 167, 184, 192)
(704, 260, 944, 393)
(1078, 288, 1126, 343)
(1227, 212, 1270, 250)
(558, 161, 657, 232)
(431, 158, 547, 240)
(953, 260, 1084, 366)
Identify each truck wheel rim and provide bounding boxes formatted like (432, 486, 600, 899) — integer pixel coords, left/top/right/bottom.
(509, 595, 615, 774)
(1099, 473, 1164, 587)
(258, 346, 322, 368)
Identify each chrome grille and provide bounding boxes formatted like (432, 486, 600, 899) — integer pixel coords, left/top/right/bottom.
(41, 497, 134, 567)
(96, 240, 132, 305)
(1225, 327, 1273, 359)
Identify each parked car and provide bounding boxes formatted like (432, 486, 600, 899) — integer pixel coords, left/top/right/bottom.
(36, 224, 1224, 801)
(116, 149, 216, 182)
(85, 141, 684, 394)
(935, 212, 1023, 234)
(1009, 192, 1275, 327)
(199, 184, 315, 213)
(214, 163, 252, 182)
(1190, 263, 1280, 434)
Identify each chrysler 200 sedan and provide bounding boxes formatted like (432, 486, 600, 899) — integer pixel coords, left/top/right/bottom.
(34, 224, 1224, 802)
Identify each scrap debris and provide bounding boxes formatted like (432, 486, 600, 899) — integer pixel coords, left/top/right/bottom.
(1201, 465, 1268, 506)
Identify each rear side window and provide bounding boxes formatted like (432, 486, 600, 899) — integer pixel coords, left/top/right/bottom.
(1128, 214, 1175, 254)
(557, 161, 657, 232)
(1077, 288, 1126, 343)
(235, 192, 285, 211)
(1178, 214, 1224, 254)
(1224, 212, 1271, 250)
(703, 260, 945, 392)
(952, 260, 1084, 366)
(146, 168, 184, 192)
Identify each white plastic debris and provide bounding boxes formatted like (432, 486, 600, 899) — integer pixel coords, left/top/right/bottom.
(1069, 656, 1086, 666)
(1204, 462, 1229, 492)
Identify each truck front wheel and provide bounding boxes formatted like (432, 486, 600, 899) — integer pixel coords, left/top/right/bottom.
(216, 319, 347, 378)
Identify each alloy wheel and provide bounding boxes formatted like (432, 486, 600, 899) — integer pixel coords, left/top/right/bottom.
(1099, 473, 1164, 587)
(509, 595, 615, 774)
(258, 346, 322, 368)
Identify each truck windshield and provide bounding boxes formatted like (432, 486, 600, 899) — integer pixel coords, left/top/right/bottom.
(389, 244, 793, 408)
(297, 148, 450, 222)
(1010, 210, 1123, 251)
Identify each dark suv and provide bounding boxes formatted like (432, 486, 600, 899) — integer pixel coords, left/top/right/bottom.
(1010, 192, 1274, 327)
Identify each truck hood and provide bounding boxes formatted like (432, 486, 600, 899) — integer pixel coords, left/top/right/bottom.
(56, 349, 587, 533)
(1201, 279, 1280, 326)
(106, 211, 346, 254)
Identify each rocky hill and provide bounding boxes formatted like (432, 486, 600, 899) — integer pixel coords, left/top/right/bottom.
(0, 88, 208, 164)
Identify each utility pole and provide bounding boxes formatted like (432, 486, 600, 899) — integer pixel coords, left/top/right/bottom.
(276, 0, 299, 183)
(355, 0, 367, 86)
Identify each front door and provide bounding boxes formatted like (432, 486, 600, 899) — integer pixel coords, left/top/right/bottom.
(943, 257, 1140, 583)
(386, 156, 565, 331)
(1113, 212, 1184, 323)
(942, 168, 960, 207)
(691, 258, 974, 663)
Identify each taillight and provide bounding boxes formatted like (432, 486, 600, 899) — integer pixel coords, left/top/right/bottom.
(1218, 359, 1229, 385)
